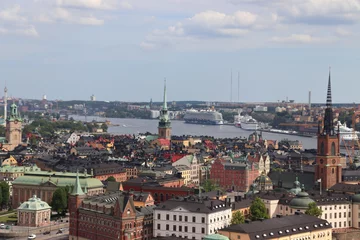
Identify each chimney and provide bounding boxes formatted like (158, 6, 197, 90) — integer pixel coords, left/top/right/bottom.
(217, 190, 220, 196)
(245, 219, 251, 224)
(295, 211, 301, 215)
(259, 218, 264, 222)
(239, 196, 242, 201)
(228, 198, 231, 207)
(210, 201, 214, 210)
(276, 214, 282, 218)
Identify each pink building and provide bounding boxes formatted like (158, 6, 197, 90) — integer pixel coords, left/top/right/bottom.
(17, 195, 51, 227)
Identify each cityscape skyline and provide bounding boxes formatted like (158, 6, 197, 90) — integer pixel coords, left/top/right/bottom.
(1, 0, 360, 103)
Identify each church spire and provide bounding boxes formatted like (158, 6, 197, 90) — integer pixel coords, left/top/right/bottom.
(163, 78, 167, 110)
(326, 67, 332, 108)
(71, 170, 85, 196)
(322, 67, 335, 136)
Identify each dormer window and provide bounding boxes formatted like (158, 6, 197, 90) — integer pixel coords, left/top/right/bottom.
(286, 230, 290, 233)
(278, 231, 283, 234)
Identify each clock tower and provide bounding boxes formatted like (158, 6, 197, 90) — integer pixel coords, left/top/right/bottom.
(315, 70, 342, 191)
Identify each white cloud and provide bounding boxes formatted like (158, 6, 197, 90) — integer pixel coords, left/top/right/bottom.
(0, 4, 27, 22)
(36, 8, 104, 26)
(140, 41, 156, 50)
(56, 0, 132, 10)
(334, 28, 352, 37)
(0, 25, 38, 37)
(141, 9, 275, 49)
(270, 34, 324, 44)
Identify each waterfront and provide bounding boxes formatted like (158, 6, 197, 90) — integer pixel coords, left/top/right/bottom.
(70, 115, 317, 149)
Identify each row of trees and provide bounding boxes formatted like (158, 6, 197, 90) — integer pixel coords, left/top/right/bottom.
(0, 182, 9, 210)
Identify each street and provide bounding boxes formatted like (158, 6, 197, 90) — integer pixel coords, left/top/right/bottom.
(4, 228, 68, 240)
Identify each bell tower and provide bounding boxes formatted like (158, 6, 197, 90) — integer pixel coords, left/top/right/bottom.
(5, 103, 22, 150)
(315, 69, 342, 191)
(158, 79, 171, 139)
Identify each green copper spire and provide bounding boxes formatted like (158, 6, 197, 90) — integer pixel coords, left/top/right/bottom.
(71, 170, 85, 196)
(163, 78, 167, 110)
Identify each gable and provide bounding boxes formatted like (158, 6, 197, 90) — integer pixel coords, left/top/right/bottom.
(171, 206, 190, 212)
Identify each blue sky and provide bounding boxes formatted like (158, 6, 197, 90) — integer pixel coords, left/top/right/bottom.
(0, 0, 360, 103)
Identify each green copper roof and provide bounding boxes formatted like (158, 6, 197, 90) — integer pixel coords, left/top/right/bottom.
(203, 234, 229, 240)
(18, 195, 51, 211)
(0, 165, 41, 173)
(12, 171, 103, 189)
(71, 170, 85, 196)
(7, 103, 22, 122)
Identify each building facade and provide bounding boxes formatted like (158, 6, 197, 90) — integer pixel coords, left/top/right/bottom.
(12, 170, 104, 208)
(219, 213, 332, 240)
(153, 196, 232, 240)
(69, 173, 154, 240)
(210, 159, 259, 192)
(17, 195, 51, 227)
(172, 155, 200, 186)
(3, 103, 22, 151)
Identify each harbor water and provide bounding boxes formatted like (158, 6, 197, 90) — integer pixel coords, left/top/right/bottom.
(70, 116, 318, 149)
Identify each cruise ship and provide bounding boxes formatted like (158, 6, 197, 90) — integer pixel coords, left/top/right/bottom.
(184, 109, 224, 125)
(234, 113, 259, 131)
(336, 121, 360, 146)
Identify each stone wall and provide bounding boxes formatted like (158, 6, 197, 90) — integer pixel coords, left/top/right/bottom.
(333, 230, 360, 240)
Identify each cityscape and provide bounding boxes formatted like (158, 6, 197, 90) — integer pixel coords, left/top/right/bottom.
(2, 1, 360, 240)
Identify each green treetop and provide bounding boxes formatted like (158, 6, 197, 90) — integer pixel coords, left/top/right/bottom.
(231, 211, 245, 225)
(305, 202, 323, 217)
(250, 197, 269, 221)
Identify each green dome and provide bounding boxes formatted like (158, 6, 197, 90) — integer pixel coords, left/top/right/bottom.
(254, 174, 272, 185)
(18, 195, 51, 210)
(289, 191, 315, 209)
(352, 194, 360, 203)
(203, 234, 229, 240)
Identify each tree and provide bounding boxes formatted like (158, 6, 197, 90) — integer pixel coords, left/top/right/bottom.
(0, 182, 10, 208)
(250, 197, 269, 221)
(231, 211, 245, 225)
(305, 202, 323, 217)
(202, 179, 219, 192)
(51, 188, 67, 214)
(101, 123, 108, 132)
(106, 176, 116, 182)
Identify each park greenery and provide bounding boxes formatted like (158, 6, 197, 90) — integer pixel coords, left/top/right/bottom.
(0, 182, 10, 210)
(202, 179, 221, 192)
(50, 185, 73, 215)
(23, 119, 108, 139)
(231, 211, 245, 225)
(105, 107, 151, 119)
(106, 176, 116, 182)
(250, 197, 269, 221)
(305, 202, 323, 217)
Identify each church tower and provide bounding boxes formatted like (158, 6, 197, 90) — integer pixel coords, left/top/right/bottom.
(69, 170, 86, 240)
(5, 103, 22, 150)
(315, 69, 341, 191)
(158, 79, 171, 139)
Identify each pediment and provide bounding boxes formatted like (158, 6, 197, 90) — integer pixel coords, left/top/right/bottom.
(171, 206, 190, 212)
(40, 180, 57, 187)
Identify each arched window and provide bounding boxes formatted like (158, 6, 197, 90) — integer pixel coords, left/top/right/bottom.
(332, 168, 335, 174)
(320, 142, 325, 155)
(154, 193, 158, 201)
(160, 193, 164, 202)
(331, 142, 336, 156)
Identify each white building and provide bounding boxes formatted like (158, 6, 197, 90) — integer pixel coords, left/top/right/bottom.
(172, 154, 200, 186)
(66, 132, 80, 146)
(254, 105, 268, 112)
(150, 110, 160, 119)
(153, 197, 232, 239)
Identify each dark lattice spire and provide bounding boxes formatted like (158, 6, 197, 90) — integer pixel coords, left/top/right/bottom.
(326, 68, 332, 107)
(322, 67, 335, 135)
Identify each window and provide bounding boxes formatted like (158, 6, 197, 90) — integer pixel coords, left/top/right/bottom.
(325, 214, 327, 219)
(349, 212, 351, 218)
(157, 224, 160, 230)
(344, 221, 346, 227)
(202, 228, 205, 234)
(335, 213, 337, 218)
(185, 226, 188, 232)
(339, 213, 341, 218)
(339, 222, 342, 228)
(202, 217, 205, 223)
(166, 224, 169, 230)
(173, 215, 177, 221)
(320, 142, 324, 155)
(192, 227, 196, 233)
(193, 217, 196, 223)
(157, 214, 160, 220)
(334, 222, 337, 228)
(179, 215, 182, 221)
(179, 226, 182, 232)
(331, 142, 336, 155)
(173, 225, 176, 231)
(330, 213, 332, 219)
(332, 168, 335, 174)
(166, 214, 169, 220)
(185, 216, 188, 222)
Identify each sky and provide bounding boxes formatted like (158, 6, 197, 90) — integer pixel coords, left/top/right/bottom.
(1, 0, 360, 103)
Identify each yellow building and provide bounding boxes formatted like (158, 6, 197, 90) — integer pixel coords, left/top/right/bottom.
(173, 165, 191, 186)
(2, 155, 18, 167)
(219, 213, 332, 240)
